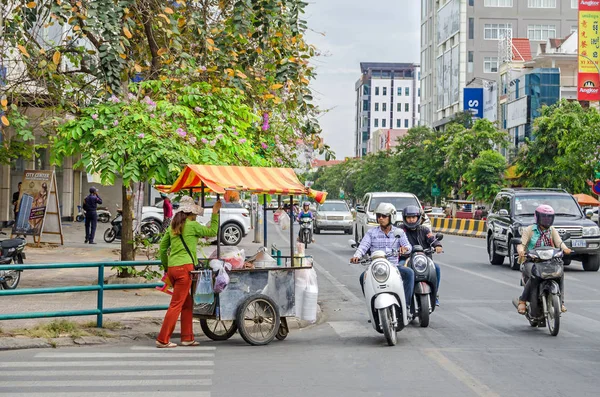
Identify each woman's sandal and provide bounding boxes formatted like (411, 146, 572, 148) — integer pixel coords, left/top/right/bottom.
(156, 341, 177, 348)
(180, 340, 200, 347)
(517, 300, 527, 315)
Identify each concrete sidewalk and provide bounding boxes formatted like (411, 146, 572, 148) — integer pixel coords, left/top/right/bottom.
(0, 222, 322, 350)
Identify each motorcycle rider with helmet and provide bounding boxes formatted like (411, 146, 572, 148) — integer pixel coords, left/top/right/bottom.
(399, 205, 443, 306)
(297, 201, 315, 242)
(516, 204, 571, 315)
(351, 203, 414, 310)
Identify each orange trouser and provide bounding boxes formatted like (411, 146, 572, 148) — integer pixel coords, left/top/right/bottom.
(157, 264, 195, 344)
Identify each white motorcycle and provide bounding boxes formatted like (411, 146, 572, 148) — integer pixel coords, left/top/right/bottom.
(350, 233, 410, 346)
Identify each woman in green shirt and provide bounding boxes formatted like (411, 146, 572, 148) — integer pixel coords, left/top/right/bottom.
(156, 196, 221, 348)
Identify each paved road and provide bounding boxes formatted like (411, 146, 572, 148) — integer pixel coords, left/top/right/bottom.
(2, 221, 600, 396)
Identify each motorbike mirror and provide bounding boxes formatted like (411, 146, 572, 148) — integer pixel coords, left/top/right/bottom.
(585, 209, 593, 219)
(435, 233, 443, 241)
(511, 237, 522, 246)
(393, 230, 404, 238)
(349, 239, 357, 249)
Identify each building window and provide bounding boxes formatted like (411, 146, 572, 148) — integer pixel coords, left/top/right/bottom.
(528, 0, 556, 7)
(484, 23, 512, 40)
(468, 51, 474, 73)
(469, 18, 474, 39)
(397, 103, 402, 112)
(375, 87, 379, 95)
(382, 103, 387, 112)
(527, 24, 556, 41)
(382, 119, 387, 128)
(484, 57, 499, 73)
(405, 87, 410, 96)
(383, 87, 387, 96)
(469, 0, 474, 5)
(363, 85, 369, 95)
(363, 100, 369, 111)
(418, 104, 421, 113)
(405, 103, 409, 112)
(374, 119, 379, 128)
(396, 119, 401, 128)
(404, 119, 409, 128)
(418, 88, 421, 97)
(397, 87, 402, 96)
(374, 103, 379, 111)
(571, 0, 578, 7)
(484, 0, 513, 6)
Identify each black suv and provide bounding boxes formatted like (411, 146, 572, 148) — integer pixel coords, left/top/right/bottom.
(486, 188, 600, 271)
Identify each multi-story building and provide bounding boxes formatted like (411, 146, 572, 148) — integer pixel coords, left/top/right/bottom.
(420, 0, 578, 129)
(367, 129, 408, 154)
(354, 63, 420, 157)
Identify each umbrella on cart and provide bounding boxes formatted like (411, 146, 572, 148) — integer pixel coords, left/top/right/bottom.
(573, 193, 600, 207)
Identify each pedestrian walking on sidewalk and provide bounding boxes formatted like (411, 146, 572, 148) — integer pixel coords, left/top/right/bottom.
(161, 193, 173, 230)
(156, 196, 221, 348)
(83, 187, 102, 244)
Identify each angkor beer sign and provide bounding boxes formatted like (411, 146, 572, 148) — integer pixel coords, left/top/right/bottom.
(578, 0, 600, 101)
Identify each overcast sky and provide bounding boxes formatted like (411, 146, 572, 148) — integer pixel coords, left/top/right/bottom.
(305, 0, 421, 159)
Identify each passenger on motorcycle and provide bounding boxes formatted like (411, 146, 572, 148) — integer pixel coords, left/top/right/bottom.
(399, 205, 443, 306)
(516, 204, 571, 315)
(351, 203, 415, 309)
(297, 201, 315, 242)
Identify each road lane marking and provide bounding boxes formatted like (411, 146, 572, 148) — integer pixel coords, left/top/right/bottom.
(437, 260, 520, 290)
(0, 361, 214, 368)
(464, 243, 485, 249)
(424, 348, 501, 397)
(34, 352, 215, 358)
(129, 346, 216, 351)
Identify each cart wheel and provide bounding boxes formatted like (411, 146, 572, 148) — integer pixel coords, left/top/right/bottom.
(200, 319, 238, 341)
(275, 317, 289, 341)
(236, 294, 280, 346)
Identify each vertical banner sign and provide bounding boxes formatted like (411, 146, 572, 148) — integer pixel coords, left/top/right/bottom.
(13, 170, 64, 245)
(578, 1, 600, 101)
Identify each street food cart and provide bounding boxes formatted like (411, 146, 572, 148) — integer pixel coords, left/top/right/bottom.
(165, 165, 326, 346)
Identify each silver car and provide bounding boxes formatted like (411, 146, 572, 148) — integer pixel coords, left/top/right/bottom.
(314, 200, 354, 235)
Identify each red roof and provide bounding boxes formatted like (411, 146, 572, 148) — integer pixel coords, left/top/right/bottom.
(311, 159, 344, 168)
(512, 38, 532, 62)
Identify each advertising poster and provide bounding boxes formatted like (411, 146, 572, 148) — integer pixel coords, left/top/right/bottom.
(464, 88, 484, 118)
(578, 1, 600, 101)
(13, 170, 63, 244)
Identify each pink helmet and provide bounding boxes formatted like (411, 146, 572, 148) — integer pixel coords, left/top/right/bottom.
(534, 204, 555, 228)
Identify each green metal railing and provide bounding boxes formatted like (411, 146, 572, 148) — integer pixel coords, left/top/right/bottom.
(0, 260, 167, 327)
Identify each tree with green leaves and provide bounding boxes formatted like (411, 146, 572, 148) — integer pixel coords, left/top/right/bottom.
(463, 150, 507, 204)
(515, 100, 600, 193)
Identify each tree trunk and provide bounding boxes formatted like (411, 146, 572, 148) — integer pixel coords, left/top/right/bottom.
(120, 182, 135, 275)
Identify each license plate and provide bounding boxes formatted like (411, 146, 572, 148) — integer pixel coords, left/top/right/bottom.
(328, 216, 343, 220)
(571, 239, 587, 248)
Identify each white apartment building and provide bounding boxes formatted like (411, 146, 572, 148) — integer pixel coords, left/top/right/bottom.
(354, 63, 420, 157)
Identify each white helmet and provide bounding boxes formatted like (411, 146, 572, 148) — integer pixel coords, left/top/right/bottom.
(374, 202, 397, 225)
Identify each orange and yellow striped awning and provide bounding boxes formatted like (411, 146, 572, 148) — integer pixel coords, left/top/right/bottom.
(166, 165, 326, 203)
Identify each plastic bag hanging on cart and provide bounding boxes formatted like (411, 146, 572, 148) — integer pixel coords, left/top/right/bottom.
(194, 270, 214, 305)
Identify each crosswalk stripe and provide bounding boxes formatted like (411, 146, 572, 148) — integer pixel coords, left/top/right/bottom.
(3, 392, 210, 397)
(34, 352, 215, 358)
(0, 379, 212, 388)
(0, 360, 214, 368)
(2, 369, 214, 377)
(129, 346, 216, 351)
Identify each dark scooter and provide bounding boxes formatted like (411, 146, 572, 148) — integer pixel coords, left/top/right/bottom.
(511, 236, 567, 336)
(406, 233, 443, 327)
(104, 211, 161, 243)
(298, 218, 313, 249)
(0, 221, 26, 290)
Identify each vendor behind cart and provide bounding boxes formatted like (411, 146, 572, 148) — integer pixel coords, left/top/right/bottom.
(156, 196, 222, 348)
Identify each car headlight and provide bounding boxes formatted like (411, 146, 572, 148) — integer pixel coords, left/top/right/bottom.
(412, 255, 428, 272)
(316, 214, 325, 220)
(344, 215, 353, 220)
(583, 226, 600, 237)
(372, 261, 390, 283)
(537, 249, 554, 261)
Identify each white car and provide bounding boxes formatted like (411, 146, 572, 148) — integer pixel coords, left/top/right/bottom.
(314, 200, 354, 234)
(354, 192, 431, 242)
(428, 207, 446, 219)
(142, 199, 251, 246)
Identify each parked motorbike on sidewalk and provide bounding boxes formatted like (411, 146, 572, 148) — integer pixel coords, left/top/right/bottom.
(511, 236, 567, 336)
(406, 233, 443, 328)
(298, 218, 313, 249)
(104, 211, 161, 244)
(349, 231, 410, 346)
(0, 221, 26, 290)
(76, 206, 111, 223)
